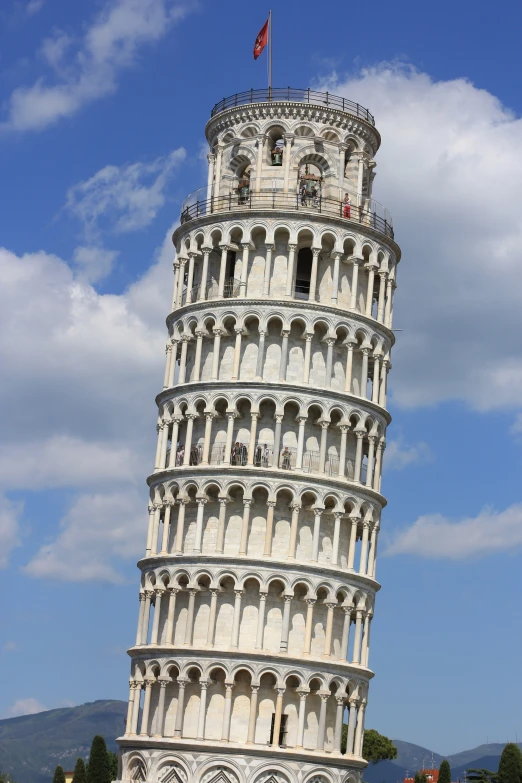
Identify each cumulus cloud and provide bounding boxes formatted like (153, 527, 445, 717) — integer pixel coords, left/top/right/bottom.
(0, 224, 174, 577)
(1, 0, 190, 132)
(385, 503, 522, 559)
(24, 489, 146, 582)
(325, 64, 522, 413)
(0, 495, 22, 569)
(6, 697, 46, 717)
(72, 245, 119, 282)
(65, 148, 186, 239)
(384, 438, 431, 471)
(0, 435, 144, 491)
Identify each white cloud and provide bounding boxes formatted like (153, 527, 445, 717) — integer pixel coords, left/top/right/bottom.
(0, 435, 143, 491)
(325, 64, 522, 413)
(65, 148, 186, 239)
(26, 0, 44, 16)
(6, 697, 46, 717)
(384, 438, 431, 471)
(24, 489, 146, 582)
(0, 223, 175, 576)
(385, 503, 522, 559)
(0, 496, 22, 569)
(1, 0, 190, 132)
(40, 30, 72, 70)
(72, 245, 119, 283)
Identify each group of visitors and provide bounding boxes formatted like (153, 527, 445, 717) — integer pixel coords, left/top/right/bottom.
(170, 442, 295, 469)
(300, 183, 320, 207)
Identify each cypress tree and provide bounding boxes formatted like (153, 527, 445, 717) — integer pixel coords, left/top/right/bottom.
(86, 736, 111, 783)
(72, 758, 87, 783)
(53, 767, 66, 783)
(498, 744, 522, 783)
(439, 760, 452, 783)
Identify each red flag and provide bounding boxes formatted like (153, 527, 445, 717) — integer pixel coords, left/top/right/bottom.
(253, 18, 269, 59)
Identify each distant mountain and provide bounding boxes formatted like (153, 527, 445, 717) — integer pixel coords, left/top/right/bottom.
(0, 699, 126, 783)
(0, 700, 519, 783)
(392, 741, 445, 772)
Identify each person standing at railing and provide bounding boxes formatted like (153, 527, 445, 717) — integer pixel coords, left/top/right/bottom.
(176, 446, 184, 466)
(281, 446, 291, 470)
(239, 442, 247, 465)
(343, 193, 351, 218)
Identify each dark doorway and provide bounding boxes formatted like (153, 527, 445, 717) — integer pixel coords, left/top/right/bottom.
(295, 247, 313, 299)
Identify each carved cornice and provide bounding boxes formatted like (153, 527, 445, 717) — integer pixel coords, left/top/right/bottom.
(117, 736, 368, 768)
(166, 297, 396, 347)
(147, 463, 386, 506)
(205, 100, 380, 152)
(172, 208, 401, 259)
(155, 379, 392, 426)
(126, 645, 375, 680)
(137, 553, 381, 593)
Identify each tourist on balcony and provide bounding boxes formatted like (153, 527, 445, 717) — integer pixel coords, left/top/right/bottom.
(343, 192, 351, 218)
(175, 446, 184, 466)
(238, 442, 247, 466)
(231, 442, 239, 465)
(281, 446, 292, 470)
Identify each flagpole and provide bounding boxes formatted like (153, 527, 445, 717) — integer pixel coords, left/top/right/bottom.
(268, 9, 272, 96)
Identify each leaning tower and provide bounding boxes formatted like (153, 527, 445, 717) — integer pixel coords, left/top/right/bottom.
(117, 88, 399, 783)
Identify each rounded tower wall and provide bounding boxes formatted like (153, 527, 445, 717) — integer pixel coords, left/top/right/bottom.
(117, 90, 400, 783)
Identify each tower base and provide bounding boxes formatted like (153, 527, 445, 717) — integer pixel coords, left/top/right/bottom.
(117, 739, 365, 783)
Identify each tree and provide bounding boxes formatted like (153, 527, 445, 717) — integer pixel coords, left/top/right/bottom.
(72, 758, 87, 783)
(340, 725, 397, 761)
(0, 770, 16, 783)
(86, 736, 111, 783)
(107, 752, 118, 781)
(414, 774, 428, 783)
(439, 760, 451, 783)
(363, 729, 398, 764)
(498, 744, 522, 783)
(468, 769, 499, 783)
(53, 767, 66, 783)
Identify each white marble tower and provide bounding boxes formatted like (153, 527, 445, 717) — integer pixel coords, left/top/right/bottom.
(117, 87, 400, 783)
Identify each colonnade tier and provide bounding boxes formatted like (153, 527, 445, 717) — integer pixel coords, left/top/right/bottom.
(170, 220, 398, 329)
(153, 383, 387, 490)
(163, 304, 391, 406)
(142, 474, 380, 579)
(123, 655, 369, 759)
(132, 561, 374, 667)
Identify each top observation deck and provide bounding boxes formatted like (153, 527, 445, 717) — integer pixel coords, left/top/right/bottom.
(210, 87, 375, 125)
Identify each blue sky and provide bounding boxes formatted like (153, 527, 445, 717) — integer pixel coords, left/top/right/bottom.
(1, 0, 522, 755)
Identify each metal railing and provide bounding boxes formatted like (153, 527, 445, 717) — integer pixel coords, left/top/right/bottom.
(180, 190, 393, 240)
(169, 442, 368, 483)
(210, 88, 375, 126)
(180, 278, 240, 306)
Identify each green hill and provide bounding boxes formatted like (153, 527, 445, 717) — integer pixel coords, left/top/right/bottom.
(0, 699, 126, 783)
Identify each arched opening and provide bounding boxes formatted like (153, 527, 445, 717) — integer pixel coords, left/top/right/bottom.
(295, 247, 312, 299)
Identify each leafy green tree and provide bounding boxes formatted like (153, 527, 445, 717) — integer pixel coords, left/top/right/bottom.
(0, 770, 16, 783)
(340, 725, 397, 761)
(86, 736, 111, 783)
(498, 744, 522, 783)
(53, 767, 66, 783)
(72, 758, 87, 783)
(107, 752, 118, 781)
(439, 760, 451, 783)
(414, 773, 428, 783)
(467, 769, 499, 783)
(363, 729, 398, 763)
